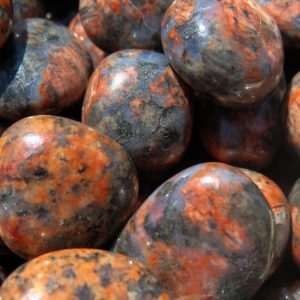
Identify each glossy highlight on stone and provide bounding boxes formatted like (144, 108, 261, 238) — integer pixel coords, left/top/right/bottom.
(79, 0, 173, 52)
(286, 71, 300, 156)
(0, 0, 13, 48)
(82, 49, 192, 172)
(161, 0, 284, 107)
(240, 168, 290, 275)
(12, 0, 45, 20)
(0, 115, 138, 259)
(68, 14, 106, 69)
(0, 18, 93, 121)
(199, 79, 285, 169)
(0, 249, 171, 299)
(288, 178, 300, 268)
(255, 0, 300, 47)
(114, 162, 275, 299)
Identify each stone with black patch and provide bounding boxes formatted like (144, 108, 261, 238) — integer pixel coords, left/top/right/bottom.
(0, 115, 138, 259)
(0, 249, 171, 299)
(114, 162, 276, 299)
(0, 0, 12, 48)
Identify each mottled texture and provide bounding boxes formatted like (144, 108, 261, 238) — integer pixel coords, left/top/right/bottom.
(82, 49, 192, 172)
(0, 0, 13, 48)
(255, 0, 300, 47)
(79, 0, 173, 52)
(288, 178, 300, 268)
(12, 0, 45, 20)
(161, 0, 284, 107)
(0, 249, 171, 299)
(114, 162, 275, 299)
(240, 168, 290, 275)
(68, 14, 106, 69)
(199, 79, 285, 169)
(286, 71, 300, 156)
(0, 115, 138, 259)
(0, 18, 93, 121)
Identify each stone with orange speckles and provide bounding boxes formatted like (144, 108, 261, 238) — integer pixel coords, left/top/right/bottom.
(114, 162, 275, 299)
(161, 0, 284, 108)
(82, 49, 192, 172)
(288, 178, 300, 268)
(68, 14, 106, 69)
(0, 115, 138, 260)
(255, 0, 300, 48)
(0, 249, 171, 299)
(0, 0, 13, 49)
(286, 71, 300, 156)
(12, 0, 45, 20)
(79, 0, 174, 52)
(0, 18, 93, 121)
(240, 168, 290, 275)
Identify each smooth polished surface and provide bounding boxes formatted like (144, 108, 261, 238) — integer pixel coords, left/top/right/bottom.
(114, 162, 275, 299)
(199, 79, 285, 169)
(255, 0, 300, 47)
(68, 14, 106, 69)
(79, 0, 173, 52)
(240, 168, 290, 275)
(0, 0, 13, 48)
(0, 18, 93, 120)
(161, 0, 284, 107)
(0, 115, 138, 259)
(0, 249, 171, 299)
(82, 49, 192, 171)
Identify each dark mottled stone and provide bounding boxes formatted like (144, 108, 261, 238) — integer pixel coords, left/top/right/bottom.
(161, 0, 284, 107)
(285, 71, 300, 156)
(0, 0, 13, 48)
(79, 0, 173, 52)
(82, 49, 192, 172)
(114, 162, 275, 299)
(0, 115, 138, 259)
(255, 0, 300, 48)
(12, 0, 45, 21)
(68, 14, 106, 69)
(198, 78, 285, 169)
(0, 18, 93, 121)
(0, 249, 171, 299)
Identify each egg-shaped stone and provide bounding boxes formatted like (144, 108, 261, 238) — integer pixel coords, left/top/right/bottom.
(0, 115, 138, 259)
(82, 49, 192, 172)
(114, 162, 275, 299)
(161, 0, 284, 107)
(0, 18, 93, 121)
(0, 249, 171, 299)
(68, 14, 105, 69)
(79, 0, 173, 52)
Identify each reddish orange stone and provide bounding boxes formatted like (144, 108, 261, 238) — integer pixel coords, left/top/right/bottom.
(0, 0, 12, 49)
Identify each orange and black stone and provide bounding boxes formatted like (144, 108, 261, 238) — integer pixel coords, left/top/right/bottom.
(0, 115, 138, 259)
(240, 168, 290, 275)
(68, 14, 106, 69)
(0, 249, 171, 299)
(198, 79, 285, 169)
(12, 0, 45, 21)
(79, 0, 174, 52)
(255, 0, 300, 48)
(0, 18, 93, 121)
(82, 49, 192, 172)
(114, 162, 275, 299)
(286, 71, 300, 156)
(0, 0, 12, 48)
(161, 0, 284, 107)
(288, 178, 300, 268)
